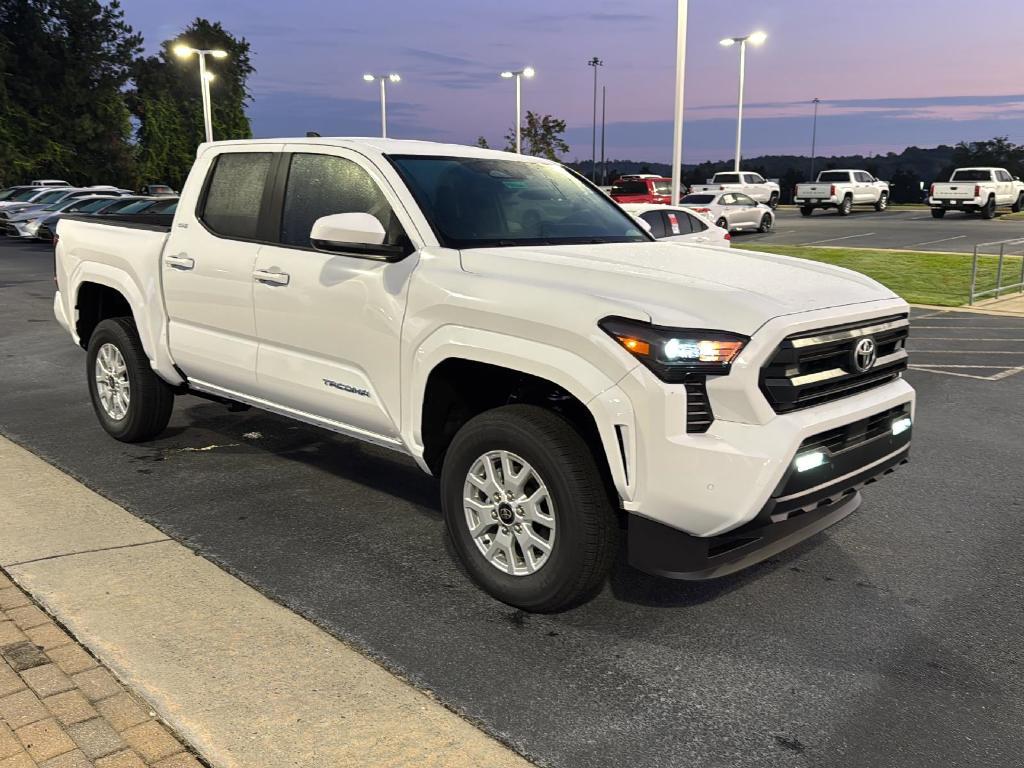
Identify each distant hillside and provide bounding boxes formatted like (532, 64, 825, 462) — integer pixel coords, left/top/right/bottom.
(569, 144, 960, 203)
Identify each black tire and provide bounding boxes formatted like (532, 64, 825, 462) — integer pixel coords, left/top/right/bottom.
(86, 317, 174, 442)
(716, 217, 730, 232)
(931, 208, 946, 219)
(980, 196, 996, 219)
(874, 192, 889, 212)
(799, 206, 814, 217)
(758, 213, 773, 233)
(837, 195, 853, 216)
(441, 405, 618, 613)
(1012, 193, 1024, 214)
(768, 192, 779, 210)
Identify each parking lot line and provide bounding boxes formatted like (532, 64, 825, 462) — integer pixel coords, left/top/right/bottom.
(912, 337, 1024, 341)
(800, 232, 876, 245)
(902, 235, 967, 248)
(909, 364, 1024, 381)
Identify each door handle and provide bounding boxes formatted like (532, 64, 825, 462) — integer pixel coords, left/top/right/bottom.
(165, 254, 194, 270)
(253, 269, 290, 286)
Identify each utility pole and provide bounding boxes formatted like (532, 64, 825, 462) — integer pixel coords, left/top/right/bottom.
(600, 86, 607, 185)
(670, 1, 688, 204)
(587, 57, 603, 182)
(810, 97, 821, 179)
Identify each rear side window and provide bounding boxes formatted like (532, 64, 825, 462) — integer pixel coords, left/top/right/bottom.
(280, 153, 404, 248)
(639, 210, 667, 238)
(201, 152, 273, 240)
(713, 173, 741, 184)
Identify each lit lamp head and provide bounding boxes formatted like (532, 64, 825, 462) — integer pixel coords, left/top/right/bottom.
(388, 73, 401, 83)
(363, 73, 376, 82)
(173, 44, 194, 58)
(719, 38, 736, 47)
(210, 49, 228, 59)
(203, 71, 215, 83)
(500, 71, 514, 79)
(522, 66, 535, 79)
(748, 30, 768, 45)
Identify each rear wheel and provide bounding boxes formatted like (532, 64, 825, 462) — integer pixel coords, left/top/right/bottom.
(768, 192, 779, 210)
(981, 196, 997, 219)
(799, 206, 814, 217)
(86, 318, 174, 442)
(716, 216, 730, 231)
(837, 195, 853, 216)
(1012, 193, 1024, 214)
(758, 213, 773, 233)
(441, 405, 618, 613)
(874, 192, 889, 212)
(931, 208, 946, 219)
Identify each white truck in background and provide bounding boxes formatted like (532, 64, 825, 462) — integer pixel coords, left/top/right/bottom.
(52, 137, 914, 612)
(794, 170, 890, 216)
(928, 167, 1024, 219)
(691, 172, 781, 209)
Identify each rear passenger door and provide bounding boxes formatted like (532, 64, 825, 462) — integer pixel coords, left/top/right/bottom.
(250, 146, 419, 442)
(162, 146, 282, 394)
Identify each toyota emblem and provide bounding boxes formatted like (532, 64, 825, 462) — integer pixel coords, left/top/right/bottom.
(851, 337, 877, 372)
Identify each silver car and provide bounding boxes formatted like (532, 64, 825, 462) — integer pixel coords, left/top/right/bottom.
(679, 191, 774, 234)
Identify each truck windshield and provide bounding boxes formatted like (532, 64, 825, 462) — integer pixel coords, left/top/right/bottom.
(712, 173, 741, 184)
(817, 171, 851, 182)
(390, 155, 649, 248)
(950, 170, 993, 182)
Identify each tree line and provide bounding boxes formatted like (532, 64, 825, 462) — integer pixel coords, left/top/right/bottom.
(0, 0, 253, 189)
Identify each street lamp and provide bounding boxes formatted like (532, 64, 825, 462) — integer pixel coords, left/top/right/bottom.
(587, 57, 603, 181)
(363, 73, 401, 138)
(810, 97, 821, 179)
(671, 0, 689, 204)
(719, 30, 766, 172)
(500, 67, 535, 154)
(174, 44, 228, 143)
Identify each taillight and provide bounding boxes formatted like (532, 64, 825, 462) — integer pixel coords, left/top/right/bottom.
(975, 185, 981, 197)
(724, 233, 731, 240)
(930, 184, 935, 196)
(693, 207, 712, 214)
(830, 184, 836, 196)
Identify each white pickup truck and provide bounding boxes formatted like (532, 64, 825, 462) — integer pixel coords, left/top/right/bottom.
(928, 167, 1024, 218)
(794, 170, 890, 216)
(53, 138, 915, 611)
(690, 172, 781, 209)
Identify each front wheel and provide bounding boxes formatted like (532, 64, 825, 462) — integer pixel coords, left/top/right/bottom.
(874, 192, 889, 212)
(768, 193, 779, 210)
(716, 217, 730, 232)
(931, 208, 946, 219)
(981, 196, 997, 219)
(87, 318, 174, 442)
(441, 405, 618, 613)
(837, 196, 853, 216)
(758, 213, 773, 233)
(1012, 193, 1024, 214)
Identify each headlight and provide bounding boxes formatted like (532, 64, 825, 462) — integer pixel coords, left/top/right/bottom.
(599, 316, 748, 381)
(25, 219, 40, 234)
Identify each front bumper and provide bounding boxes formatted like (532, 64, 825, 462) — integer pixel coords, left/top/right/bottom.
(5, 222, 40, 239)
(629, 409, 911, 579)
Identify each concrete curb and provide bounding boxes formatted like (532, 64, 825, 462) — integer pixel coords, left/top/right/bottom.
(0, 436, 532, 768)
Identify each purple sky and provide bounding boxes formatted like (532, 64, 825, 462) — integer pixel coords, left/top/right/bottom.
(123, 0, 1024, 163)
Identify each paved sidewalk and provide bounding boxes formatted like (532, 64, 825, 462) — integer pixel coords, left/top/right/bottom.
(0, 572, 201, 768)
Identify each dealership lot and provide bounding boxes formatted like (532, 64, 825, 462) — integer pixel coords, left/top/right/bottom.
(741, 207, 1024, 253)
(2, 240, 1023, 768)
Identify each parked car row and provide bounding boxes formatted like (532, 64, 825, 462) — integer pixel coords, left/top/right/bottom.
(0, 181, 179, 242)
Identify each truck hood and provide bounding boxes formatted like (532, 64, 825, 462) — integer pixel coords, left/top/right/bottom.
(459, 242, 898, 335)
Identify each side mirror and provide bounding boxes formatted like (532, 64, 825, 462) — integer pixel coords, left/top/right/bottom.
(310, 212, 408, 262)
(633, 216, 653, 233)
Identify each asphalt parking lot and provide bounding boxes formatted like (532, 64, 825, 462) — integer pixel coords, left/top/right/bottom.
(740, 207, 1024, 253)
(2, 239, 1023, 768)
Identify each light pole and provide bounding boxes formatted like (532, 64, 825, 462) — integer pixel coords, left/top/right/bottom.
(599, 85, 607, 185)
(173, 44, 228, 143)
(500, 67, 535, 154)
(587, 57, 603, 181)
(363, 73, 401, 138)
(670, 0, 689, 204)
(719, 30, 766, 173)
(810, 97, 821, 179)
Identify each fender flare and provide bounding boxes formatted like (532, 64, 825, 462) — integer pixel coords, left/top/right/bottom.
(404, 325, 636, 502)
(69, 263, 183, 386)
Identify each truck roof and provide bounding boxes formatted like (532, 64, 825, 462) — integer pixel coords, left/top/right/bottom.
(197, 137, 556, 164)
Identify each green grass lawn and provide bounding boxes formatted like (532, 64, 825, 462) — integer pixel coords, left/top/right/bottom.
(735, 244, 1024, 306)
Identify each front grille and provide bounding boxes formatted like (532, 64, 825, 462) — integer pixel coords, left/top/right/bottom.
(684, 378, 714, 433)
(4, 225, 18, 237)
(760, 314, 909, 413)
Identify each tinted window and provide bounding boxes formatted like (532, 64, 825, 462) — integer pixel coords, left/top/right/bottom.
(997, 170, 1012, 182)
(817, 171, 850, 182)
(278, 153, 403, 248)
(74, 198, 115, 213)
(651, 181, 672, 195)
(391, 155, 647, 249)
(680, 194, 715, 204)
(201, 152, 273, 239)
(950, 169, 993, 182)
(639, 211, 667, 238)
(735, 194, 756, 206)
(611, 181, 648, 195)
(713, 173, 741, 184)
(678, 210, 707, 233)
(746, 174, 765, 184)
